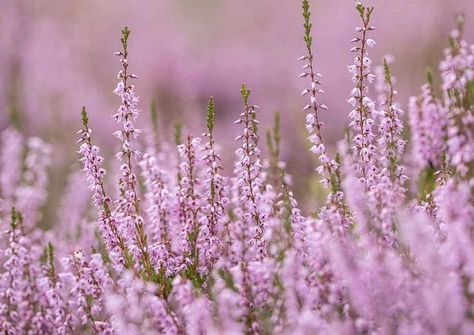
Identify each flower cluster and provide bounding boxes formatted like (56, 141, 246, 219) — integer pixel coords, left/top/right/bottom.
(347, 2, 379, 191)
(1, 2, 474, 334)
(440, 15, 474, 177)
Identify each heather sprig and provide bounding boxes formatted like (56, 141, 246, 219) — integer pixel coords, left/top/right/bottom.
(233, 83, 267, 262)
(299, 0, 352, 234)
(300, 0, 339, 191)
(440, 14, 474, 178)
(113, 27, 154, 280)
(348, 2, 378, 191)
(177, 134, 204, 282)
(78, 106, 132, 269)
(201, 97, 227, 275)
(378, 59, 406, 185)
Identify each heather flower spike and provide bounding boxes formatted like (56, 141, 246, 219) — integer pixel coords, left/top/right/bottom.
(78, 106, 132, 268)
(300, 0, 350, 232)
(300, 0, 339, 191)
(348, 1, 378, 192)
(113, 26, 155, 280)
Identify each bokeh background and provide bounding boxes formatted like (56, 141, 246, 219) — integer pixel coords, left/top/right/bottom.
(1, 0, 473, 209)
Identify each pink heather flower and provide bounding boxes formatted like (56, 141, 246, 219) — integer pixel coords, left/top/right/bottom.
(374, 58, 405, 174)
(112, 28, 153, 277)
(408, 82, 447, 170)
(347, 4, 379, 192)
(370, 58, 407, 245)
(237, 261, 263, 334)
(106, 271, 182, 335)
(299, 2, 338, 188)
(328, 234, 412, 334)
(211, 275, 244, 334)
(440, 16, 474, 177)
(200, 99, 229, 275)
(176, 135, 205, 272)
(140, 153, 173, 255)
(434, 180, 474, 316)
(62, 250, 113, 334)
(318, 188, 352, 234)
(78, 114, 129, 268)
(170, 276, 214, 334)
(299, 0, 352, 232)
(398, 210, 468, 333)
(0, 209, 43, 333)
(37, 243, 74, 334)
(231, 85, 267, 262)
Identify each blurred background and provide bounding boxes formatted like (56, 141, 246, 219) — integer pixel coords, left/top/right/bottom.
(1, 0, 473, 209)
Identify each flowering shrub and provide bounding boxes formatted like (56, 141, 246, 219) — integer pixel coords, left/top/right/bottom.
(1, 1, 474, 334)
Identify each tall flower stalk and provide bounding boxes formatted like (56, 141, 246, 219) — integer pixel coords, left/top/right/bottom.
(201, 97, 227, 274)
(299, 0, 338, 190)
(300, 0, 351, 232)
(233, 84, 267, 262)
(78, 107, 131, 268)
(440, 15, 474, 178)
(112, 27, 153, 279)
(347, 2, 378, 191)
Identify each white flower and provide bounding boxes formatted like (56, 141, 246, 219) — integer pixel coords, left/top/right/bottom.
(367, 39, 376, 48)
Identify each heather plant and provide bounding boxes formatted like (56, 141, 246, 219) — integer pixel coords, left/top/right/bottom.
(1, 1, 474, 334)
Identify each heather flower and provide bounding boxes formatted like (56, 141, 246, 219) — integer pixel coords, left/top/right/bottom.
(176, 134, 205, 276)
(0, 208, 45, 333)
(376, 58, 406, 187)
(347, 2, 379, 191)
(140, 154, 171, 246)
(329, 235, 410, 333)
(78, 107, 130, 269)
(231, 84, 267, 262)
(139, 153, 173, 280)
(440, 15, 474, 177)
(200, 97, 228, 275)
(299, 0, 338, 189)
(211, 274, 244, 334)
(408, 73, 447, 172)
(106, 271, 182, 335)
(62, 250, 113, 334)
(318, 183, 352, 234)
(299, 0, 351, 233)
(433, 179, 474, 318)
(169, 276, 215, 334)
(112, 27, 153, 278)
(398, 210, 470, 333)
(38, 242, 74, 334)
(370, 58, 407, 244)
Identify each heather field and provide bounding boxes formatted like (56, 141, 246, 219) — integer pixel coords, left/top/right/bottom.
(1, 1, 474, 334)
